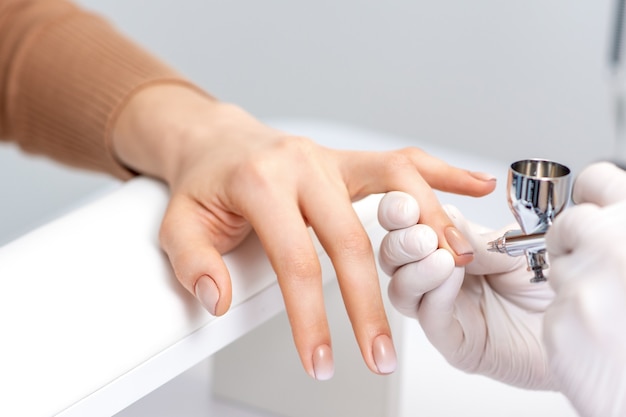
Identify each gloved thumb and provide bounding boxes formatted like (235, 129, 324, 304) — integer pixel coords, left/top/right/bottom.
(572, 161, 626, 206)
(443, 204, 524, 276)
(445, 205, 551, 313)
(377, 191, 420, 231)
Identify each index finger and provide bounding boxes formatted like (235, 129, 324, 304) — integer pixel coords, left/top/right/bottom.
(340, 147, 497, 266)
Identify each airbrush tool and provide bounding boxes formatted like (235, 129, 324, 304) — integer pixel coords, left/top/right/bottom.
(487, 159, 572, 283)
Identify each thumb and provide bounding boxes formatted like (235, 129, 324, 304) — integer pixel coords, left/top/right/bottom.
(158, 195, 233, 316)
(443, 204, 523, 276)
(417, 265, 467, 354)
(444, 205, 549, 313)
(387, 248, 456, 319)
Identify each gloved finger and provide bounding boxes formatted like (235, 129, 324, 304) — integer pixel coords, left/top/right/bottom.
(377, 191, 420, 231)
(548, 251, 588, 295)
(417, 266, 466, 350)
(544, 274, 626, 353)
(545, 203, 600, 257)
(378, 224, 438, 276)
(159, 194, 233, 316)
(543, 272, 626, 417)
(388, 248, 455, 319)
(572, 161, 626, 205)
(442, 204, 522, 276)
(548, 201, 626, 295)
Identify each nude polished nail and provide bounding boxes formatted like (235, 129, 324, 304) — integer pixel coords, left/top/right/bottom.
(372, 334, 397, 374)
(312, 344, 334, 381)
(470, 171, 497, 182)
(444, 226, 474, 256)
(195, 275, 219, 315)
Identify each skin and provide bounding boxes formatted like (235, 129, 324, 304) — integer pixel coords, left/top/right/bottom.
(111, 84, 497, 379)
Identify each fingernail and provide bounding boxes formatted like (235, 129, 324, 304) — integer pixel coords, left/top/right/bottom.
(372, 334, 397, 374)
(312, 344, 334, 381)
(195, 275, 219, 315)
(444, 226, 474, 256)
(470, 171, 497, 182)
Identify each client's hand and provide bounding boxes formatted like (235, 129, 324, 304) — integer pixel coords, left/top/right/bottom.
(111, 85, 497, 380)
(378, 191, 555, 389)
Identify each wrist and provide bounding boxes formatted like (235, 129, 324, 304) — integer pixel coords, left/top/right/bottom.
(111, 83, 228, 184)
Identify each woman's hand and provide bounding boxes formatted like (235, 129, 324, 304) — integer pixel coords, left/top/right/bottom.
(111, 84, 497, 380)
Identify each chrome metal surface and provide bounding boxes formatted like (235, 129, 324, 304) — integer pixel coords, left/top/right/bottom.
(488, 159, 572, 283)
(508, 159, 571, 234)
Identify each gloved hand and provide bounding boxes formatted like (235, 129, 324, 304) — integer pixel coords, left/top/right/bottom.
(544, 161, 626, 417)
(378, 191, 556, 390)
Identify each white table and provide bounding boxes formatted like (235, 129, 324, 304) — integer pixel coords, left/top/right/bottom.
(0, 120, 576, 417)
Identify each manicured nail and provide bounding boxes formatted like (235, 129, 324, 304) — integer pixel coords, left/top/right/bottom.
(312, 344, 334, 381)
(372, 334, 397, 374)
(444, 226, 474, 256)
(195, 275, 219, 315)
(470, 171, 497, 182)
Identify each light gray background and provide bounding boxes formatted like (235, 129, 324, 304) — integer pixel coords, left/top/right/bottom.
(78, 0, 615, 171)
(1, 0, 618, 242)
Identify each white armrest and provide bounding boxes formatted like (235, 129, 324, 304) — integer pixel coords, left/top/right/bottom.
(0, 173, 380, 417)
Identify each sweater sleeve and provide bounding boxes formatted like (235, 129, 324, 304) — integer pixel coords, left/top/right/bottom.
(0, 0, 200, 179)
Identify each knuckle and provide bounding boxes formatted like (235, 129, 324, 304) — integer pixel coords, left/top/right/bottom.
(379, 148, 423, 177)
(396, 146, 426, 161)
(384, 150, 413, 169)
(291, 315, 327, 337)
(162, 247, 198, 288)
(336, 231, 372, 259)
(158, 216, 176, 249)
(281, 251, 322, 282)
(233, 135, 317, 190)
(233, 154, 276, 191)
(275, 135, 317, 153)
(170, 249, 197, 274)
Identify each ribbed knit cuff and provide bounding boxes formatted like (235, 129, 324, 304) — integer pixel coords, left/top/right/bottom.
(7, 6, 200, 179)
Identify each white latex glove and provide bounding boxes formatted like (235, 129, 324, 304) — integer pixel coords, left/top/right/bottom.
(378, 191, 556, 390)
(544, 161, 626, 417)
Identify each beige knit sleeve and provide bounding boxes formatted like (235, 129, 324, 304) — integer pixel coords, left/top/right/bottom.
(0, 0, 199, 179)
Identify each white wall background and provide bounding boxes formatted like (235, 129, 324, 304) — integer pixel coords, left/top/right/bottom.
(78, 0, 616, 173)
(1, 0, 618, 240)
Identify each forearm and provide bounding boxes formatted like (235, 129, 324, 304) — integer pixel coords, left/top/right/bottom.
(111, 84, 220, 184)
(0, 0, 194, 179)
(111, 84, 283, 187)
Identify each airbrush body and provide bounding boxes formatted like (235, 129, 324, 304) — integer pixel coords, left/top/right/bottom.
(487, 159, 572, 283)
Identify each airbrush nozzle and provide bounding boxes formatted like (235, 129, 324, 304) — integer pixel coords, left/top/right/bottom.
(487, 231, 547, 257)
